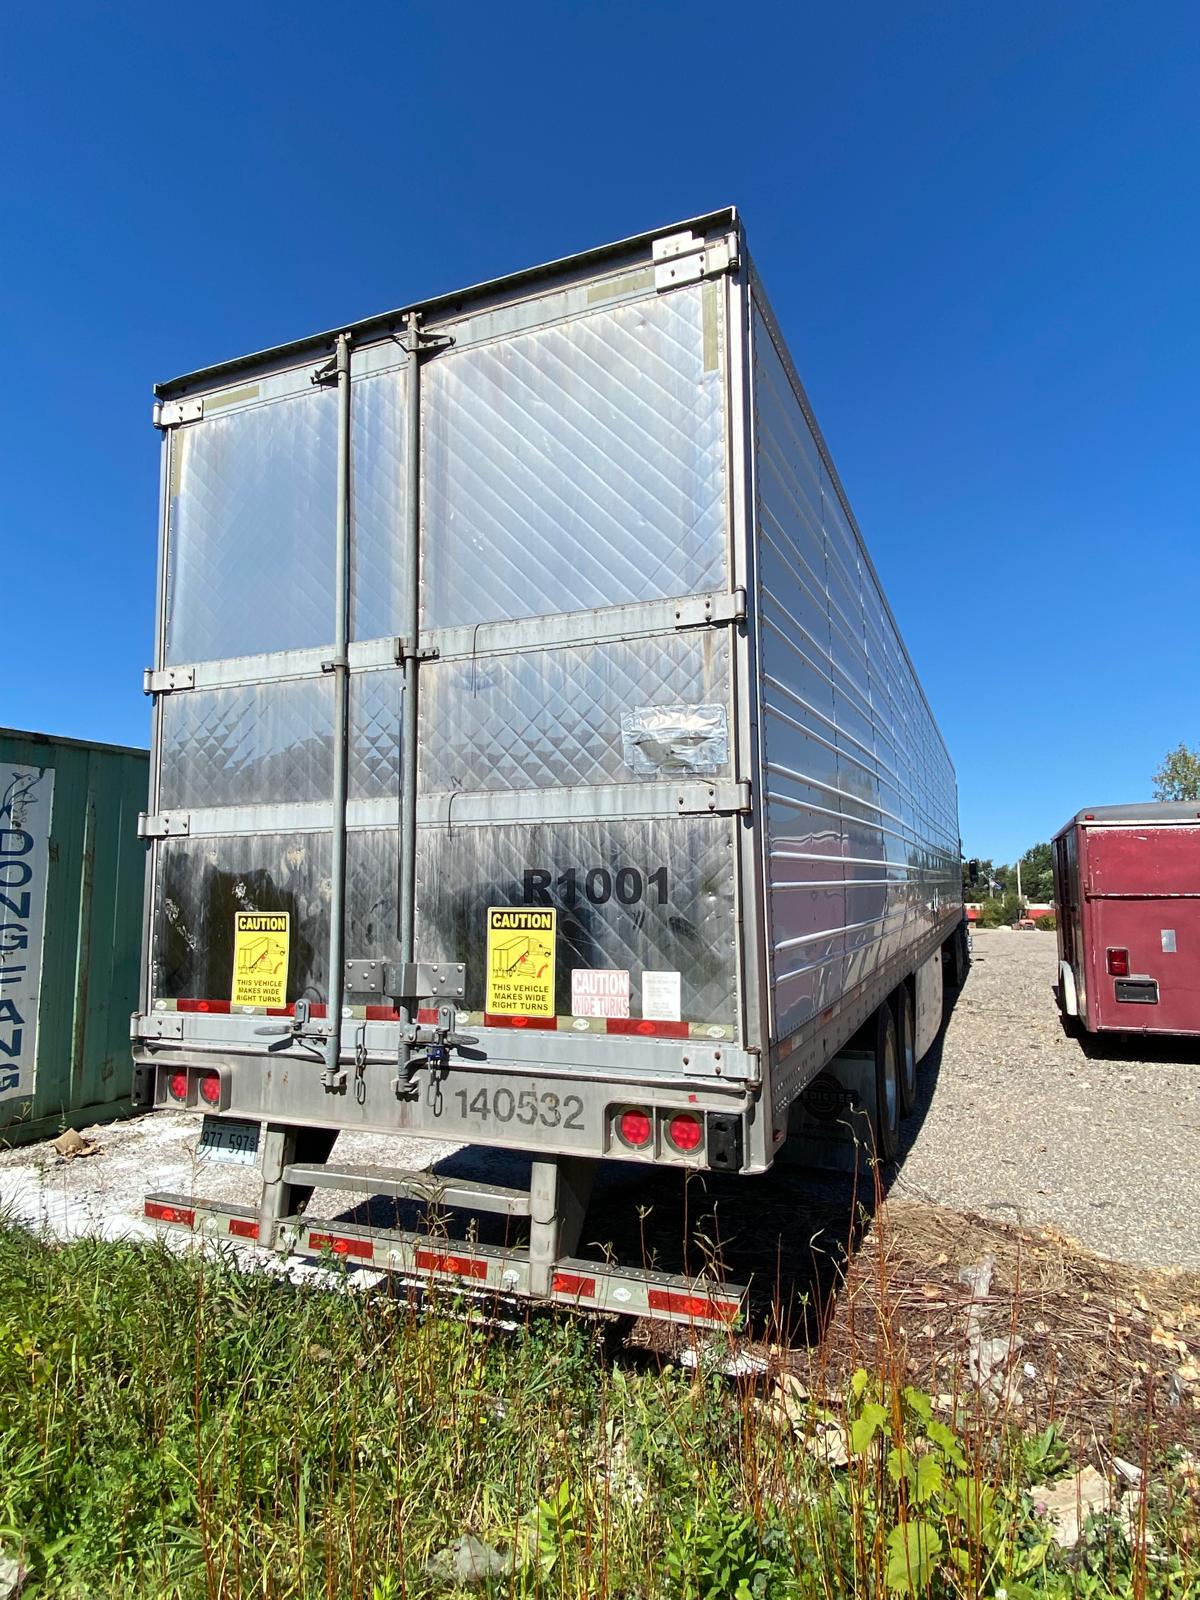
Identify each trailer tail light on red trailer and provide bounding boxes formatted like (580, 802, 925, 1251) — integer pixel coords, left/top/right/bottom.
(1106, 947, 1130, 977)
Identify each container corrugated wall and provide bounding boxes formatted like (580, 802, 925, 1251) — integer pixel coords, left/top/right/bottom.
(0, 728, 148, 1145)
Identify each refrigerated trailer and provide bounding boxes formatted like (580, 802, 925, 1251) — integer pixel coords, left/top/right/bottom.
(1054, 803, 1200, 1037)
(132, 208, 965, 1324)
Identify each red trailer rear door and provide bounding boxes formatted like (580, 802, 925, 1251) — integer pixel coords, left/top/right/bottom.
(1086, 825, 1200, 1034)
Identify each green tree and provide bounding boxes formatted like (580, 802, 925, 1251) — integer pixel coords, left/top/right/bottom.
(977, 892, 1022, 928)
(962, 858, 993, 898)
(1153, 743, 1200, 801)
(963, 858, 1011, 899)
(1016, 841, 1054, 903)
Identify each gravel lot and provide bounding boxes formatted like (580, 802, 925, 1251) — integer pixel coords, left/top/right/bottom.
(1, 926, 1197, 1280)
(895, 928, 1200, 1271)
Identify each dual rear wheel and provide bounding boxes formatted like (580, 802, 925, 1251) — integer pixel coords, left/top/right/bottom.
(865, 983, 917, 1164)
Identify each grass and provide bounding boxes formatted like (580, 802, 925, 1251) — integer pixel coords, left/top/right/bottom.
(0, 1219, 1196, 1599)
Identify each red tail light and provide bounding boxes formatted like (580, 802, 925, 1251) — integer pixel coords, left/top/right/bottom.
(198, 1071, 222, 1106)
(1107, 947, 1130, 977)
(617, 1108, 653, 1148)
(166, 1070, 189, 1102)
(666, 1112, 704, 1153)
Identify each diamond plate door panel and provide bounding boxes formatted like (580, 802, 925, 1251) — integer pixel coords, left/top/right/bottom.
(351, 369, 409, 643)
(154, 831, 334, 1003)
(345, 827, 402, 967)
(164, 368, 408, 665)
(158, 678, 335, 809)
(419, 632, 730, 793)
(420, 284, 727, 629)
(153, 828, 402, 1004)
(414, 817, 737, 1030)
(349, 669, 402, 801)
(164, 389, 339, 664)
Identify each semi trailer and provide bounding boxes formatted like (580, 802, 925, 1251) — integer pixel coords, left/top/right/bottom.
(1054, 803, 1200, 1037)
(132, 208, 965, 1324)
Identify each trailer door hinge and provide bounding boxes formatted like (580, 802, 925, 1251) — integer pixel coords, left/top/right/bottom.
(653, 229, 739, 291)
(138, 812, 190, 840)
(143, 665, 196, 695)
(153, 397, 204, 429)
(673, 588, 747, 630)
(132, 1010, 185, 1042)
(395, 326, 456, 358)
(675, 780, 751, 817)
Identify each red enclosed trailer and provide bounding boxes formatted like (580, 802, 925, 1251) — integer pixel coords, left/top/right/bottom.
(1053, 803, 1200, 1036)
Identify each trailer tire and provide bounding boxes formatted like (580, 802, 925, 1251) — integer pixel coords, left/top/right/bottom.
(952, 925, 969, 989)
(894, 983, 918, 1117)
(872, 1004, 901, 1163)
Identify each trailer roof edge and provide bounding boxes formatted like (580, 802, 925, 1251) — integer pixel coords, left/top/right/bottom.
(155, 206, 740, 398)
(1055, 800, 1200, 835)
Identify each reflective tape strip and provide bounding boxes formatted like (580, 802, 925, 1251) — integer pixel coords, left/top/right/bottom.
(228, 1218, 260, 1240)
(482, 1013, 558, 1031)
(308, 1232, 375, 1260)
(607, 1018, 689, 1040)
(414, 1249, 488, 1281)
(646, 1288, 740, 1324)
(145, 1201, 195, 1227)
(163, 1001, 731, 1041)
(552, 1271, 596, 1299)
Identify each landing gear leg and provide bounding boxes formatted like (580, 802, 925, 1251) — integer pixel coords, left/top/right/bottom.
(528, 1156, 596, 1298)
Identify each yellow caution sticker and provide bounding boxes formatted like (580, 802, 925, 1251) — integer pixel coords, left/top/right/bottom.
(231, 911, 290, 1008)
(485, 907, 556, 1017)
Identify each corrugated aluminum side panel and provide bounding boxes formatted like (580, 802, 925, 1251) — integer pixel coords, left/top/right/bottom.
(0, 730, 148, 1144)
(747, 297, 960, 1044)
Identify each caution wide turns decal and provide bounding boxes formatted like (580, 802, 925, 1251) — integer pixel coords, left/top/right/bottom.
(231, 912, 290, 1008)
(485, 907, 556, 1017)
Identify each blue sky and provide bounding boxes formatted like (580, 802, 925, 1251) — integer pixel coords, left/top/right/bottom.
(2, 1, 1196, 863)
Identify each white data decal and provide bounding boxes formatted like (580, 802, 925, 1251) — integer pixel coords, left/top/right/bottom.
(642, 970, 682, 1023)
(0, 765, 55, 1102)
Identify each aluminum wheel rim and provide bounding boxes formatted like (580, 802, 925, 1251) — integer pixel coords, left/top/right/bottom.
(902, 996, 916, 1099)
(883, 1026, 899, 1130)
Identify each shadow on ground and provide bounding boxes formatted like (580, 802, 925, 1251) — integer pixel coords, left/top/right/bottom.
(1052, 984, 1200, 1065)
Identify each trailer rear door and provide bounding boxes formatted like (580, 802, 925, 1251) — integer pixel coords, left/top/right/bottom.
(148, 265, 753, 1083)
(1084, 824, 1200, 1033)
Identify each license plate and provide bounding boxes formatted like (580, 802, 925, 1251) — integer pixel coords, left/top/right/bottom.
(197, 1116, 261, 1166)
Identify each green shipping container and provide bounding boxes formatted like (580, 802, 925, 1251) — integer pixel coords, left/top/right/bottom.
(0, 728, 149, 1146)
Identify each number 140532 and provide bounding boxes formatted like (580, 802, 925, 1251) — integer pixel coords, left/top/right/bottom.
(443, 1085, 585, 1131)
